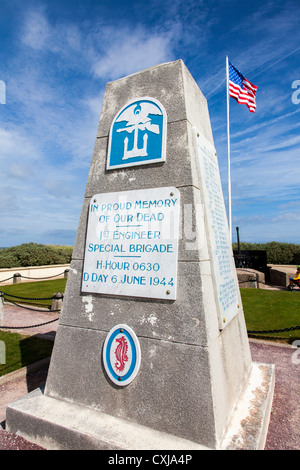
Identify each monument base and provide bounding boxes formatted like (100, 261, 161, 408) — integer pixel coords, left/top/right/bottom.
(6, 362, 274, 451)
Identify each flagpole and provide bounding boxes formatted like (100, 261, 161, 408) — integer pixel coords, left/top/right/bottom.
(226, 55, 232, 243)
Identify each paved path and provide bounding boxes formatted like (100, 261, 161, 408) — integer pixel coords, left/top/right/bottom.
(0, 303, 299, 450)
(0, 302, 59, 339)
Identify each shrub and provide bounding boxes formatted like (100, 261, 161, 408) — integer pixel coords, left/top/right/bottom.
(0, 243, 73, 268)
(232, 241, 300, 265)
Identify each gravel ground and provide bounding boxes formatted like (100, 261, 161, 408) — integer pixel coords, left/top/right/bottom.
(250, 339, 300, 450)
(0, 303, 299, 450)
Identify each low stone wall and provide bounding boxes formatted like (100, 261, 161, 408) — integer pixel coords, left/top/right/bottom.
(236, 269, 265, 288)
(269, 265, 297, 287)
(0, 264, 70, 285)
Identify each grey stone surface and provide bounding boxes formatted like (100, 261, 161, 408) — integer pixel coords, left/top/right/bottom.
(45, 325, 217, 446)
(269, 266, 296, 287)
(59, 259, 211, 345)
(236, 268, 265, 288)
(84, 120, 202, 198)
(6, 388, 209, 450)
(6, 361, 274, 451)
(220, 362, 275, 450)
(97, 60, 213, 144)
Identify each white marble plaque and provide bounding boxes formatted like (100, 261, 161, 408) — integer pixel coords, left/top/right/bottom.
(194, 129, 239, 329)
(82, 187, 180, 300)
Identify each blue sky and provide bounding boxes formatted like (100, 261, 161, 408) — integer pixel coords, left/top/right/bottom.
(0, 0, 300, 247)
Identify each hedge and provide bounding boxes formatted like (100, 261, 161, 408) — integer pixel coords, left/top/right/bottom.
(232, 241, 300, 265)
(0, 243, 73, 268)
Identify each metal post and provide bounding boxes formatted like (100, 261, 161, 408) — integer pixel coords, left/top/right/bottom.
(13, 273, 21, 284)
(51, 292, 64, 311)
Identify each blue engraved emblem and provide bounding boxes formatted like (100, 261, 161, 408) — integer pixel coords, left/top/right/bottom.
(107, 97, 167, 170)
(103, 324, 141, 386)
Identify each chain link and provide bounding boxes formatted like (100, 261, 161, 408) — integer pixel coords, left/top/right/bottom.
(0, 294, 60, 329)
(2, 296, 61, 312)
(2, 292, 57, 301)
(19, 271, 67, 280)
(0, 317, 59, 329)
(0, 271, 67, 283)
(248, 325, 300, 334)
(0, 276, 14, 283)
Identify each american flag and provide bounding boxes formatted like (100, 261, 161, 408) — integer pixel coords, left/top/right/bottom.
(228, 62, 257, 112)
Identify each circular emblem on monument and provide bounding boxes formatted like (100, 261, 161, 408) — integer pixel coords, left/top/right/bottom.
(103, 324, 141, 387)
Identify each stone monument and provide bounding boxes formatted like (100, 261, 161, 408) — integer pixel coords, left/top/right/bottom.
(6, 60, 274, 450)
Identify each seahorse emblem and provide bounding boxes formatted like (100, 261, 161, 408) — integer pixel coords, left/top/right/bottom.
(114, 336, 129, 373)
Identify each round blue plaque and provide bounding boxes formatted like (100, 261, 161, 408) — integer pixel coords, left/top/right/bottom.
(103, 324, 141, 386)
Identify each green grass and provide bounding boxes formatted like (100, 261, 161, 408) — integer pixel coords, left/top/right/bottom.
(0, 278, 67, 308)
(241, 288, 300, 342)
(0, 279, 63, 376)
(0, 330, 54, 376)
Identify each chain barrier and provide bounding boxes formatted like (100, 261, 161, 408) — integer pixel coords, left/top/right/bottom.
(2, 292, 55, 301)
(0, 290, 61, 329)
(0, 270, 66, 330)
(0, 317, 59, 330)
(0, 270, 68, 284)
(248, 325, 300, 334)
(0, 276, 14, 283)
(2, 295, 62, 312)
(18, 271, 67, 280)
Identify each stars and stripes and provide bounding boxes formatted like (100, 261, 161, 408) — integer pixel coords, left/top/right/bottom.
(228, 62, 257, 112)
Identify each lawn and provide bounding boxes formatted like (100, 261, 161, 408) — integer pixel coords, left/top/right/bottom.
(0, 330, 54, 377)
(0, 278, 67, 308)
(240, 288, 300, 342)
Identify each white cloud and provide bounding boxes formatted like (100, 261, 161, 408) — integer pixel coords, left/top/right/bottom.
(92, 26, 175, 81)
(21, 8, 83, 56)
(22, 9, 51, 50)
(8, 163, 33, 180)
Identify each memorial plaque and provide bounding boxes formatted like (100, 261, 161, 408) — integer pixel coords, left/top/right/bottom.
(194, 129, 239, 329)
(82, 186, 180, 300)
(107, 97, 167, 170)
(103, 324, 141, 387)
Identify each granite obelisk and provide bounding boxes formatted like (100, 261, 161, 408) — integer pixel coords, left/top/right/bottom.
(6, 60, 274, 450)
